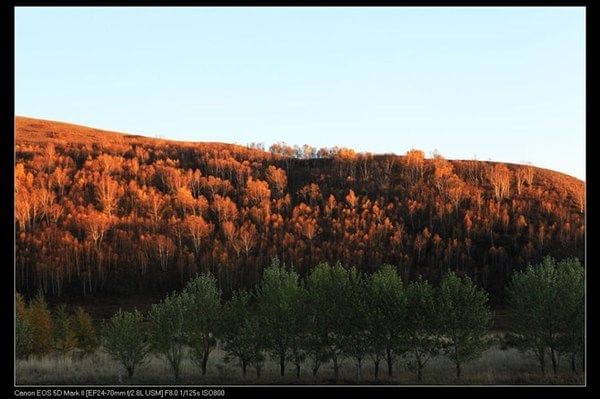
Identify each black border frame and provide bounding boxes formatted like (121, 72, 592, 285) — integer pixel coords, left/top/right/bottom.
(4, 1, 593, 396)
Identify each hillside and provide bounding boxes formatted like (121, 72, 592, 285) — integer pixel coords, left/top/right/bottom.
(15, 117, 585, 302)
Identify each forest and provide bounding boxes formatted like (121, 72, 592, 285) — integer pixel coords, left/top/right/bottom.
(15, 117, 585, 302)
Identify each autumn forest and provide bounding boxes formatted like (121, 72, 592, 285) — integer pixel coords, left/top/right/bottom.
(14, 117, 585, 303)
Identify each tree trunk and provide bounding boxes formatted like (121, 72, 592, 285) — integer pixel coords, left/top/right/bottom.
(356, 358, 362, 382)
(550, 348, 558, 375)
(456, 362, 461, 379)
(386, 349, 393, 377)
(126, 365, 134, 378)
(242, 361, 247, 377)
(296, 363, 301, 378)
(312, 365, 319, 377)
(571, 353, 577, 374)
(255, 364, 262, 378)
(333, 357, 340, 380)
(374, 360, 380, 380)
(540, 353, 546, 375)
(279, 353, 286, 377)
(201, 348, 209, 376)
(173, 362, 180, 380)
(417, 364, 423, 382)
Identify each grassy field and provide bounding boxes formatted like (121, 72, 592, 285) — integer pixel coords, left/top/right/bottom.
(16, 344, 583, 385)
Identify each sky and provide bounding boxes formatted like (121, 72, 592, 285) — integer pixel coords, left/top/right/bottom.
(15, 7, 586, 180)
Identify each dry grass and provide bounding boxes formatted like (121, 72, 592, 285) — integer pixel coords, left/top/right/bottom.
(16, 345, 584, 385)
(15, 116, 264, 153)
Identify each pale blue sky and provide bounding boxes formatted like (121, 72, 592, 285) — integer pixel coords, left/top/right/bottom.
(15, 7, 585, 180)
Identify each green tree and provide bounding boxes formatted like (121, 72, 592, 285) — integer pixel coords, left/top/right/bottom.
(507, 256, 584, 375)
(16, 292, 28, 318)
(404, 277, 440, 382)
(438, 272, 492, 379)
(27, 291, 54, 356)
(365, 319, 386, 380)
(102, 309, 149, 378)
(16, 316, 33, 360)
(72, 306, 99, 355)
(366, 265, 406, 378)
(16, 293, 33, 359)
(148, 292, 187, 380)
(181, 273, 221, 376)
(288, 281, 308, 379)
(255, 257, 303, 377)
(221, 290, 264, 378)
(251, 317, 267, 378)
(507, 259, 553, 374)
(304, 263, 333, 378)
(304, 261, 353, 379)
(555, 258, 585, 373)
(54, 304, 77, 356)
(342, 268, 370, 382)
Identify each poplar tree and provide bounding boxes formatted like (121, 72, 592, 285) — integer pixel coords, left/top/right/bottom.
(102, 309, 149, 378)
(221, 290, 264, 378)
(182, 273, 222, 376)
(366, 265, 406, 378)
(305, 262, 353, 379)
(438, 272, 492, 379)
(404, 277, 440, 382)
(507, 257, 584, 375)
(255, 257, 303, 377)
(148, 293, 187, 380)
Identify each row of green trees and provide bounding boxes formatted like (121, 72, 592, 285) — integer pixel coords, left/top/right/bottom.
(101, 261, 492, 381)
(16, 256, 584, 382)
(16, 293, 98, 359)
